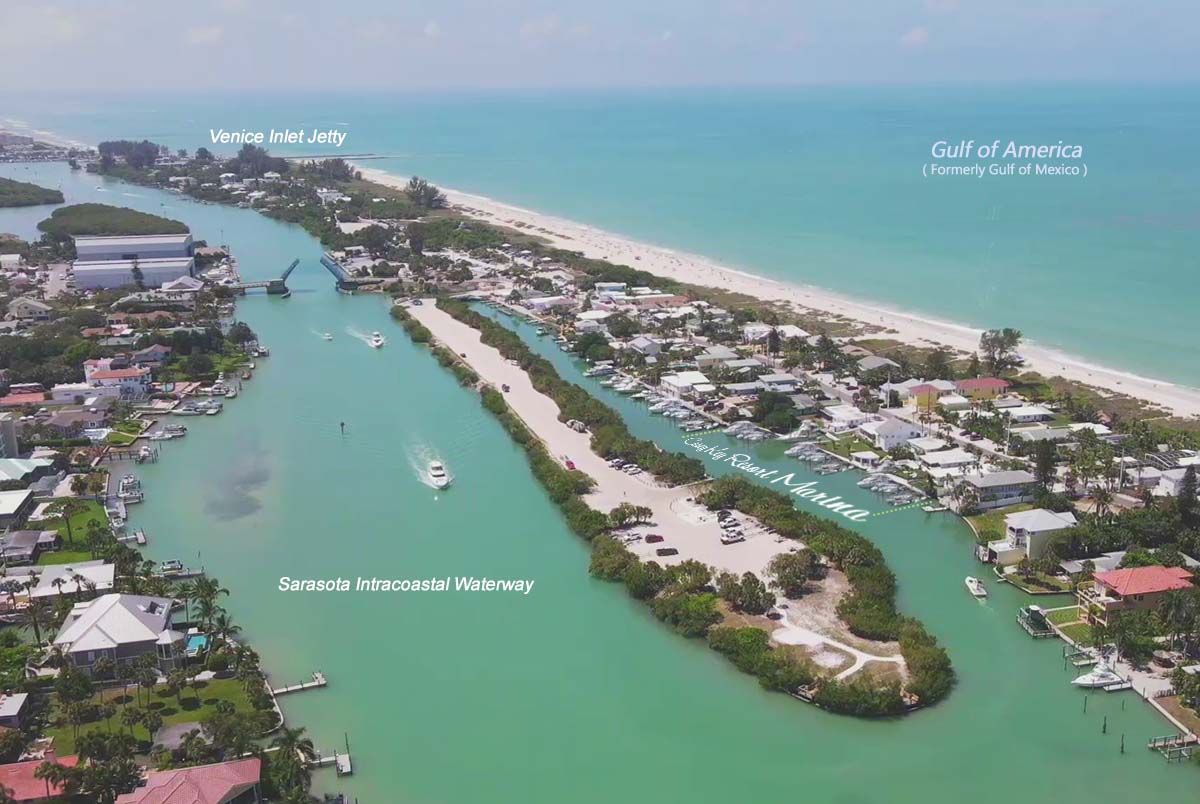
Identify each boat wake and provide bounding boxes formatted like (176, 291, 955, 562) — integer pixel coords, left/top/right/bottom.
(407, 444, 452, 490)
(345, 327, 379, 346)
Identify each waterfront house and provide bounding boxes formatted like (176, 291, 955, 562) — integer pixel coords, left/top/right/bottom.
(53, 593, 184, 675)
(985, 508, 1078, 566)
(0, 489, 34, 528)
(0, 530, 59, 565)
(823, 404, 875, 433)
(0, 561, 115, 609)
(660, 371, 712, 399)
(115, 757, 262, 803)
(0, 458, 53, 484)
(919, 447, 977, 471)
(860, 418, 924, 452)
(1077, 566, 1193, 627)
(956, 470, 1039, 511)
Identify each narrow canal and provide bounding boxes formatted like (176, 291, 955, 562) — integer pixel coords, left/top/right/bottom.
(0, 162, 1192, 802)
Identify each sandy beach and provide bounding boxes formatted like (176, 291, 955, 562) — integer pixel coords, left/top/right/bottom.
(405, 299, 902, 675)
(360, 166, 1200, 420)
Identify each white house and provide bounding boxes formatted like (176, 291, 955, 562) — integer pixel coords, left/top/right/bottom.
(823, 404, 875, 432)
(758, 373, 798, 393)
(660, 371, 711, 398)
(860, 419, 924, 451)
(987, 508, 1078, 566)
(1004, 405, 1055, 424)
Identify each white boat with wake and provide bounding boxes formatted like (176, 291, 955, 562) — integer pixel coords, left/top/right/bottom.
(322, 332, 334, 341)
(428, 461, 452, 490)
(369, 331, 385, 348)
(965, 576, 987, 597)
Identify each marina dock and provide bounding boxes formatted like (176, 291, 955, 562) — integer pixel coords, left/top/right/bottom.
(310, 750, 354, 776)
(1148, 734, 1198, 762)
(271, 671, 328, 696)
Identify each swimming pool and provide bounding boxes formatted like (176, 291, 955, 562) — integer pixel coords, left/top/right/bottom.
(185, 634, 209, 657)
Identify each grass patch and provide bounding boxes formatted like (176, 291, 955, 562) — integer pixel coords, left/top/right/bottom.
(1004, 571, 1072, 594)
(37, 549, 95, 566)
(104, 431, 138, 446)
(823, 435, 875, 460)
(966, 503, 1033, 544)
(1045, 606, 1081, 626)
(38, 499, 108, 550)
(1059, 622, 1094, 645)
(45, 678, 268, 756)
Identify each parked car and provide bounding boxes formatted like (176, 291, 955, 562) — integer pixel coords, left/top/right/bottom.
(645, 534, 665, 544)
(655, 547, 679, 557)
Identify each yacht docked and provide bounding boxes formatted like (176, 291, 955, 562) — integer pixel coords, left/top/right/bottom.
(1071, 658, 1124, 688)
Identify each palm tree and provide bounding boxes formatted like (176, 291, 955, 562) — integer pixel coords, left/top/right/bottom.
(174, 580, 195, 625)
(45, 498, 88, 546)
(211, 611, 241, 650)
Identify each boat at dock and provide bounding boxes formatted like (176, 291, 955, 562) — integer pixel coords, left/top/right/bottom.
(965, 576, 987, 597)
(1071, 658, 1125, 689)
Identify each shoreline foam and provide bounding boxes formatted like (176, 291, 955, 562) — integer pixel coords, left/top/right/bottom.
(359, 165, 1200, 420)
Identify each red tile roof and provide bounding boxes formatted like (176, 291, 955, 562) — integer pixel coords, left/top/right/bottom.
(956, 377, 1010, 392)
(0, 753, 79, 802)
(1094, 565, 1193, 596)
(0, 392, 46, 408)
(115, 758, 260, 804)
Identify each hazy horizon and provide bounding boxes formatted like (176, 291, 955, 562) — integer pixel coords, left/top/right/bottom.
(3, 0, 1196, 92)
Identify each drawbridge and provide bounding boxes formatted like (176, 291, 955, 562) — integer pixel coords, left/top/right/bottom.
(230, 258, 299, 295)
(320, 252, 384, 292)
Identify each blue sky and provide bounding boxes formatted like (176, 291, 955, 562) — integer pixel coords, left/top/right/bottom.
(2, 0, 1195, 91)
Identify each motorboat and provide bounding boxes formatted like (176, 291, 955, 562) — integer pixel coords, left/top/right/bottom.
(369, 331, 386, 348)
(428, 461, 452, 490)
(965, 576, 988, 597)
(1071, 658, 1124, 688)
(322, 332, 334, 341)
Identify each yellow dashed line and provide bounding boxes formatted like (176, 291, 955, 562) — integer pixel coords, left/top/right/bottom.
(873, 501, 929, 517)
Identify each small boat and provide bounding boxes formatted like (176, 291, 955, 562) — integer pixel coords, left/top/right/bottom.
(1071, 658, 1124, 688)
(369, 332, 385, 348)
(322, 332, 334, 341)
(965, 576, 988, 597)
(428, 461, 451, 490)
(224, 389, 238, 399)
(921, 504, 948, 513)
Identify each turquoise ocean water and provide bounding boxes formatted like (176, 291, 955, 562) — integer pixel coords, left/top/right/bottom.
(4, 85, 1199, 386)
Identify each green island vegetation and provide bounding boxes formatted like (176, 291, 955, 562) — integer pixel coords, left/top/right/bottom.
(392, 303, 952, 717)
(36, 202, 188, 242)
(0, 176, 64, 208)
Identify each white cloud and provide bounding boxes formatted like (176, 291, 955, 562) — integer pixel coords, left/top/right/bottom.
(900, 26, 931, 49)
(186, 25, 224, 45)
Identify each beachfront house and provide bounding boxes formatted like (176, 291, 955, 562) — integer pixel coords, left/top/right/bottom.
(857, 356, 901, 374)
(1003, 405, 1055, 424)
(955, 470, 1038, 512)
(955, 377, 1011, 401)
(860, 419, 924, 452)
(985, 508, 1078, 566)
(1077, 566, 1193, 627)
(53, 594, 184, 675)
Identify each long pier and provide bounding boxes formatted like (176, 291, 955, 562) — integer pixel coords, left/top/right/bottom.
(271, 671, 327, 696)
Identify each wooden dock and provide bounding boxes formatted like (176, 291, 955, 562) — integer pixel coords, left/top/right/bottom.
(271, 671, 327, 696)
(1148, 733, 1199, 762)
(1017, 610, 1055, 638)
(310, 751, 353, 776)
